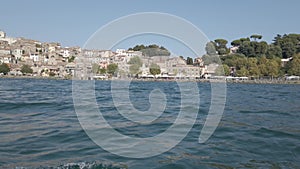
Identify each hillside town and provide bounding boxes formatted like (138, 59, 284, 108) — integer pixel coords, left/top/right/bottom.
(0, 30, 217, 80)
(1, 30, 299, 81)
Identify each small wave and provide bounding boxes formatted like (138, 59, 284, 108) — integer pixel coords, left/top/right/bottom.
(239, 109, 279, 114)
(255, 127, 299, 138)
(14, 161, 128, 169)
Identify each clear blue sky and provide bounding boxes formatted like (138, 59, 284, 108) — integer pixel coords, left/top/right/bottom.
(1, 0, 299, 56)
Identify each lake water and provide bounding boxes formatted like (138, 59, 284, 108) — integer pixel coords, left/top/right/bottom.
(0, 78, 299, 169)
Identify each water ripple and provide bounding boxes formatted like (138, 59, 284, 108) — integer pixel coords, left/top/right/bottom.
(0, 79, 299, 168)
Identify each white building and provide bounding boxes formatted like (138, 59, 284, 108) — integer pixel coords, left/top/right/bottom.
(0, 48, 11, 55)
(230, 46, 239, 54)
(12, 49, 23, 60)
(62, 48, 70, 58)
(0, 30, 6, 38)
(30, 53, 40, 62)
(48, 46, 56, 53)
(115, 49, 143, 62)
(0, 55, 11, 64)
(0, 30, 16, 44)
(116, 49, 126, 55)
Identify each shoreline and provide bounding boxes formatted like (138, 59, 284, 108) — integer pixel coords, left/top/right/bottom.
(1, 75, 300, 84)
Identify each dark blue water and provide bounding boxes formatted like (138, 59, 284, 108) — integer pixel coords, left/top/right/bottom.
(0, 78, 299, 169)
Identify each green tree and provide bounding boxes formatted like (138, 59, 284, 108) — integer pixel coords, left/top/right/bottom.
(49, 71, 56, 77)
(129, 44, 171, 56)
(254, 41, 268, 57)
(247, 58, 260, 77)
(273, 34, 282, 46)
(235, 57, 248, 70)
(148, 44, 159, 48)
(160, 46, 167, 50)
(236, 67, 249, 77)
(129, 64, 141, 75)
(186, 57, 193, 65)
(68, 56, 75, 62)
(250, 34, 262, 41)
(128, 56, 142, 66)
(237, 40, 268, 57)
(222, 53, 246, 67)
(214, 39, 228, 48)
(149, 63, 161, 75)
(257, 57, 280, 77)
(21, 64, 33, 74)
(248, 65, 260, 77)
(238, 41, 255, 57)
(99, 68, 106, 74)
(273, 34, 300, 58)
(266, 44, 282, 58)
(202, 54, 221, 65)
(265, 59, 280, 77)
(128, 56, 142, 75)
(0, 63, 10, 75)
(215, 64, 230, 76)
(205, 42, 217, 55)
(258, 56, 268, 65)
(246, 57, 258, 67)
(282, 41, 296, 58)
(131, 44, 146, 51)
(140, 48, 170, 56)
(92, 63, 100, 74)
(231, 39, 242, 47)
(107, 63, 118, 75)
(214, 39, 229, 55)
(218, 48, 229, 55)
(240, 37, 250, 42)
(287, 55, 300, 75)
(223, 64, 230, 76)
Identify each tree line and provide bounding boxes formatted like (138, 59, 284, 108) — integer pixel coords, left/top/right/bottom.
(129, 44, 171, 57)
(0, 64, 33, 75)
(203, 33, 300, 77)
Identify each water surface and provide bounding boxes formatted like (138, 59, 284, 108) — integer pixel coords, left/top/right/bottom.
(0, 79, 299, 168)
